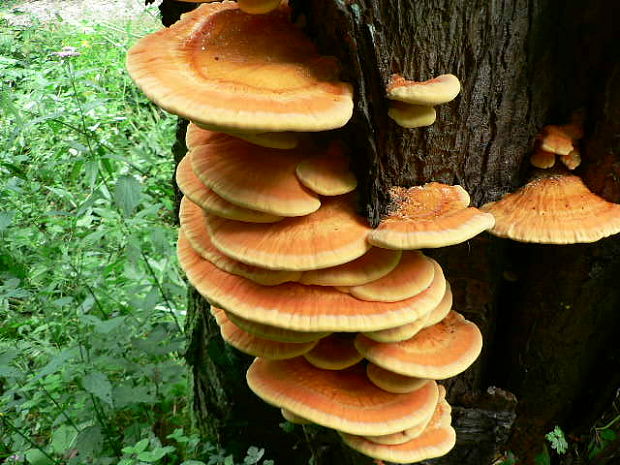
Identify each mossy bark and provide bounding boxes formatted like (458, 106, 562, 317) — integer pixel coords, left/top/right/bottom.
(158, 0, 620, 463)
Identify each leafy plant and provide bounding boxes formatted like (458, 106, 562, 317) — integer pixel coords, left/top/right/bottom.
(545, 425, 568, 455)
(588, 414, 620, 459)
(534, 446, 551, 465)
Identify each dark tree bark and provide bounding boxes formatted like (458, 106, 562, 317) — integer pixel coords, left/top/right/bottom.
(157, 0, 620, 463)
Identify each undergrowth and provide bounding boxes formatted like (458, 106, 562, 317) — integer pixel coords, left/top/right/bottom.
(0, 7, 272, 465)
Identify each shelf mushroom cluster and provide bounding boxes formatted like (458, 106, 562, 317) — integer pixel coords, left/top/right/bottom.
(127, 2, 495, 463)
(176, 155, 493, 462)
(485, 111, 620, 244)
(530, 117, 584, 170)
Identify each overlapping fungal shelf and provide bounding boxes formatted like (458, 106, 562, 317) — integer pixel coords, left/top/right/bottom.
(482, 173, 620, 244)
(386, 74, 462, 128)
(529, 114, 584, 170)
(127, 2, 495, 462)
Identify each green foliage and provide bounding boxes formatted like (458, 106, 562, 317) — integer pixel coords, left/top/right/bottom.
(532, 426, 568, 464)
(588, 414, 620, 459)
(534, 446, 551, 465)
(545, 425, 568, 455)
(0, 8, 274, 465)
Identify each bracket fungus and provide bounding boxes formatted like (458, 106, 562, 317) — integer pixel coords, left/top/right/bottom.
(539, 125, 575, 156)
(387, 74, 461, 106)
(363, 385, 447, 445)
(187, 121, 299, 150)
(225, 311, 328, 344)
(340, 389, 455, 464)
(386, 73, 461, 129)
(560, 149, 581, 171)
(366, 363, 428, 395)
(342, 253, 440, 303)
(237, 0, 283, 15)
(355, 311, 483, 380)
(211, 307, 318, 359)
(303, 334, 364, 370)
(387, 103, 437, 129)
(530, 148, 556, 170)
(247, 357, 439, 436)
(295, 142, 358, 196)
(422, 283, 454, 328)
(179, 200, 299, 285)
(178, 0, 284, 15)
(281, 408, 312, 425)
(204, 194, 372, 271)
(178, 232, 445, 332)
(530, 118, 585, 170)
(368, 183, 495, 250)
(175, 132, 484, 463)
(126, 2, 353, 133)
(363, 283, 453, 343)
(482, 173, 620, 244)
(189, 131, 320, 217)
(176, 156, 283, 223)
(298, 247, 402, 287)
(128, 3, 488, 462)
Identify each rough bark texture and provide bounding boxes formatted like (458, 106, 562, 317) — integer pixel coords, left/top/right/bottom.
(290, 1, 619, 462)
(157, 0, 620, 464)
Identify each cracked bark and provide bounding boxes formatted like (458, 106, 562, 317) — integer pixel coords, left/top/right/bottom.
(156, 0, 620, 463)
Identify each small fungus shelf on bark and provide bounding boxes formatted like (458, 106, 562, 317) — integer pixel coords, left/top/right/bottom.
(482, 173, 620, 244)
(386, 74, 461, 129)
(530, 115, 585, 170)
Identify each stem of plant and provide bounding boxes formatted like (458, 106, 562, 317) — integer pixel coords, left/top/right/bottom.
(0, 416, 61, 465)
(62, 58, 182, 335)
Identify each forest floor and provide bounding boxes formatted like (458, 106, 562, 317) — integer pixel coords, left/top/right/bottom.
(4, 0, 162, 25)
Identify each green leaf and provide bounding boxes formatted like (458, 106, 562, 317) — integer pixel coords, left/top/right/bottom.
(244, 447, 265, 464)
(94, 316, 127, 334)
(139, 286, 160, 311)
(75, 425, 103, 461)
(118, 460, 135, 465)
(82, 371, 114, 406)
(534, 446, 551, 465)
(113, 384, 155, 408)
(133, 327, 176, 355)
(0, 211, 14, 231)
(545, 425, 568, 454)
(279, 421, 295, 433)
(50, 424, 78, 454)
(25, 449, 54, 465)
(150, 227, 170, 256)
(600, 428, 617, 441)
(0, 361, 19, 377)
(180, 461, 206, 465)
(136, 446, 174, 462)
(134, 439, 150, 454)
(0, 348, 19, 369)
(34, 347, 79, 380)
(114, 174, 142, 216)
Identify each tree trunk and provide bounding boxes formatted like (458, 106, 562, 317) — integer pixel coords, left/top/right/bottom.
(158, 0, 620, 463)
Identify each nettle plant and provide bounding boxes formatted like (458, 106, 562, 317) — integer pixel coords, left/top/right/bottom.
(0, 11, 187, 465)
